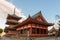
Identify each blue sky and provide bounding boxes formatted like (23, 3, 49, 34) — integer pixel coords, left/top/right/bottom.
(0, 0, 60, 29)
(7, 0, 60, 23)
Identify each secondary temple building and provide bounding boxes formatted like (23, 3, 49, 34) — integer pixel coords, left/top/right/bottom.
(15, 11, 54, 37)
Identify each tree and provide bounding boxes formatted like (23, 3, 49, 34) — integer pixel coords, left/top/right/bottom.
(0, 28, 3, 38)
(0, 29, 3, 34)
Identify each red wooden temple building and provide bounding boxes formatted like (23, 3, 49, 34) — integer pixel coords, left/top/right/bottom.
(15, 11, 54, 37)
(4, 11, 53, 37)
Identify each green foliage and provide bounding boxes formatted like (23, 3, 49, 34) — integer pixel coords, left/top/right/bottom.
(0, 29, 3, 33)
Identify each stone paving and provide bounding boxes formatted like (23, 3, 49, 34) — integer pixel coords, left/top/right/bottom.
(0, 36, 60, 40)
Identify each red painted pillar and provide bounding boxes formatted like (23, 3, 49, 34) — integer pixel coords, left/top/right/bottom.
(22, 27, 24, 34)
(30, 24, 32, 36)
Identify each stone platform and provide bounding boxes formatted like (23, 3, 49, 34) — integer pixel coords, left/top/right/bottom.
(0, 36, 60, 40)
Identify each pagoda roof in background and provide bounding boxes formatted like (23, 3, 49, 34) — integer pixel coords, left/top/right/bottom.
(4, 27, 16, 33)
(7, 14, 22, 21)
(6, 19, 20, 25)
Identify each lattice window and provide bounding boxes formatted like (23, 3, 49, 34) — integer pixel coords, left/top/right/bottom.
(37, 28, 40, 34)
(32, 28, 36, 34)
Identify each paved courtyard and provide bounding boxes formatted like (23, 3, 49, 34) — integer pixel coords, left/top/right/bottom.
(0, 37, 60, 40)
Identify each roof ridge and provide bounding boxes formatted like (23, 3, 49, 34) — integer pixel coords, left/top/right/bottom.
(32, 11, 48, 23)
(32, 11, 42, 17)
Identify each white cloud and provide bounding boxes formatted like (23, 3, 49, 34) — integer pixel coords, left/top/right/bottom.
(0, 0, 26, 19)
(0, 1, 25, 18)
(0, 0, 26, 29)
(0, 18, 6, 29)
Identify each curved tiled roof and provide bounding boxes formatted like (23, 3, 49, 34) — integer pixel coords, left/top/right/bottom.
(32, 11, 47, 23)
(15, 15, 53, 28)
